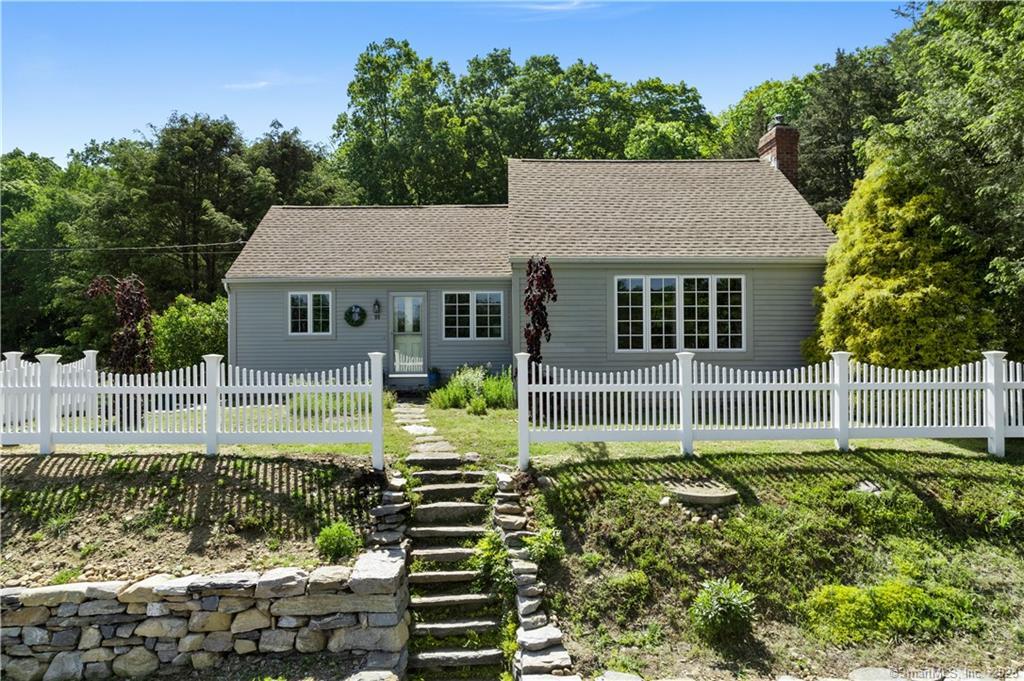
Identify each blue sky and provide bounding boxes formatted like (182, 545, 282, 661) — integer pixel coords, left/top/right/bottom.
(3, 2, 906, 163)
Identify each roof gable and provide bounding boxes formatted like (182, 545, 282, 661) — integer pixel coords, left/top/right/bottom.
(506, 158, 834, 260)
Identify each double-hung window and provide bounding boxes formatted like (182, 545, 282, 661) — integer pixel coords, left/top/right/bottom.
(443, 291, 504, 340)
(614, 275, 744, 352)
(289, 292, 332, 335)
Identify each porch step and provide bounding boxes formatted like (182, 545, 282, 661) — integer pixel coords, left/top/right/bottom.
(409, 570, 478, 585)
(417, 483, 487, 502)
(407, 525, 487, 539)
(411, 593, 497, 610)
(415, 469, 490, 484)
(410, 547, 477, 563)
(413, 501, 488, 523)
(409, 648, 504, 669)
(412, 617, 500, 637)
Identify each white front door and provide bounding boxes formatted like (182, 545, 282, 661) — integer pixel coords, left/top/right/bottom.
(392, 295, 425, 374)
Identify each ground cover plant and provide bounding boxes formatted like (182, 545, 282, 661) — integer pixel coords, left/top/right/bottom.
(523, 439, 1024, 679)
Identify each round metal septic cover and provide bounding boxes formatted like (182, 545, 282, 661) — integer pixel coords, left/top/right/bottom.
(666, 480, 739, 507)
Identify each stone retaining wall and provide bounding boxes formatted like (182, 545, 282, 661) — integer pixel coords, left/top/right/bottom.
(0, 549, 408, 681)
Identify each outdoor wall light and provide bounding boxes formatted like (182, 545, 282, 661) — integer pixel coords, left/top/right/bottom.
(372, 299, 381, 320)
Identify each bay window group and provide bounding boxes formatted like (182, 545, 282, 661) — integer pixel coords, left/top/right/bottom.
(615, 275, 745, 352)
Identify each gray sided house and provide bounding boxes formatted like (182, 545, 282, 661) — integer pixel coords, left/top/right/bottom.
(224, 122, 835, 386)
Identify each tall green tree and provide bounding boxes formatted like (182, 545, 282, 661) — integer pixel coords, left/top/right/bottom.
(1, 151, 98, 354)
(714, 77, 811, 158)
(149, 113, 275, 297)
(807, 152, 996, 368)
(796, 48, 902, 217)
(333, 38, 466, 204)
(813, 1, 1024, 361)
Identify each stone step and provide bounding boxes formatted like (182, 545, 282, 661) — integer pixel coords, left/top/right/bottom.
(412, 617, 500, 637)
(415, 469, 490, 484)
(409, 648, 504, 669)
(411, 593, 497, 610)
(410, 547, 477, 563)
(409, 570, 479, 585)
(406, 453, 464, 469)
(417, 483, 487, 502)
(413, 501, 488, 523)
(407, 525, 488, 539)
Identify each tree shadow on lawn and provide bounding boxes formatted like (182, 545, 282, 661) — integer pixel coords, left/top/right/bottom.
(0, 451, 383, 555)
(540, 439, 1024, 545)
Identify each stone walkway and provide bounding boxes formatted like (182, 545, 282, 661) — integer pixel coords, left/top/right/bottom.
(391, 402, 504, 679)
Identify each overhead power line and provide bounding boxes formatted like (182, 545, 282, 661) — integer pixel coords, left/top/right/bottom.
(0, 239, 247, 253)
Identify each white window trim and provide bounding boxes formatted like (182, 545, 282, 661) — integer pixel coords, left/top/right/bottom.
(287, 291, 332, 336)
(442, 290, 505, 341)
(613, 275, 746, 353)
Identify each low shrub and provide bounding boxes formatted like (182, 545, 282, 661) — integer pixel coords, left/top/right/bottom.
(469, 530, 515, 604)
(803, 577, 978, 644)
(467, 395, 488, 416)
(602, 570, 652, 624)
(428, 364, 514, 409)
(482, 368, 516, 409)
(524, 527, 565, 566)
(383, 390, 398, 410)
(316, 520, 361, 561)
(689, 577, 756, 643)
(580, 551, 605, 572)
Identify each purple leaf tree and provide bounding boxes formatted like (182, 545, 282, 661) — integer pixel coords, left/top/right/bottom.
(87, 274, 155, 374)
(523, 256, 557, 365)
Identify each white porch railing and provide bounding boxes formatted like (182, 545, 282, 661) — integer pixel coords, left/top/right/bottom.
(514, 351, 1022, 470)
(0, 352, 386, 470)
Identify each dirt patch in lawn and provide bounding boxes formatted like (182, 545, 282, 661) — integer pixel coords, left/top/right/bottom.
(0, 450, 383, 587)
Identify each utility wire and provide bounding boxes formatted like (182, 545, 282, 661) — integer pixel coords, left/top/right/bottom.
(0, 239, 247, 253)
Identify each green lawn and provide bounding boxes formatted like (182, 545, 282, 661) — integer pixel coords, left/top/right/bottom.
(425, 405, 1024, 679)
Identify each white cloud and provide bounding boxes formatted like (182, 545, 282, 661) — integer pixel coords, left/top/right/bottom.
(223, 80, 272, 91)
(513, 0, 597, 11)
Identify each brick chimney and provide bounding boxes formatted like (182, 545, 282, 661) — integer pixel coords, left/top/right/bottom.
(758, 114, 799, 187)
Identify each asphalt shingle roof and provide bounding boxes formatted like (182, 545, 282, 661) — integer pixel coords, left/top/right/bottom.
(507, 158, 834, 260)
(226, 159, 834, 280)
(225, 204, 510, 280)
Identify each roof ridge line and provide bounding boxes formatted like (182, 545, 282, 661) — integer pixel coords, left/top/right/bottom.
(276, 204, 508, 210)
(509, 158, 761, 164)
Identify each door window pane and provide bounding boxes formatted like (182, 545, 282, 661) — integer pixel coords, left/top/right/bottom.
(394, 335, 424, 373)
(394, 296, 421, 334)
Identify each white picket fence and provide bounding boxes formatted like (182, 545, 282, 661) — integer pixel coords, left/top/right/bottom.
(0, 352, 386, 469)
(513, 351, 1022, 469)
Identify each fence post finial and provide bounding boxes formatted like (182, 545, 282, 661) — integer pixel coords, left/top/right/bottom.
(676, 352, 695, 456)
(36, 354, 61, 455)
(515, 353, 531, 471)
(368, 352, 385, 472)
(202, 354, 223, 457)
(831, 351, 852, 452)
(983, 350, 1007, 458)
